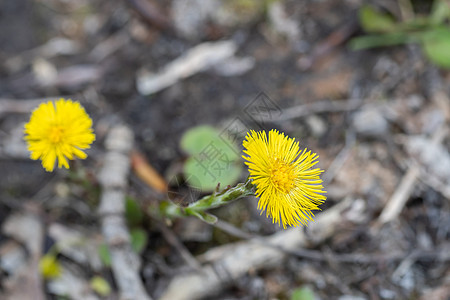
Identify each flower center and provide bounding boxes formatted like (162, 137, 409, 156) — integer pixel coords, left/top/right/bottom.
(270, 161, 296, 193)
(49, 126, 65, 144)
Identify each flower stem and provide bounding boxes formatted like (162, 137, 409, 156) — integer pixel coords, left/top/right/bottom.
(158, 179, 255, 222)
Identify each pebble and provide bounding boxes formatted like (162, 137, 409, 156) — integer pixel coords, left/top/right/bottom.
(352, 107, 388, 137)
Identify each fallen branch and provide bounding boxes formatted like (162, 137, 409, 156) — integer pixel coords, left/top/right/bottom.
(211, 218, 450, 264)
(2, 204, 45, 300)
(98, 125, 152, 300)
(259, 98, 363, 122)
(158, 199, 353, 300)
(322, 130, 356, 185)
(0, 96, 81, 116)
(0, 98, 58, 116)
(377, 164, 421, 224)
(377, 67, 450, 225)
(156, 221, 202, 271)
(137, 40, 237, 95)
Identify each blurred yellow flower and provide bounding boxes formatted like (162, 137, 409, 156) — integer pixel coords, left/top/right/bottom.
(24, 99, 95, 172)
(39, 254, 61, 279)
(242, 129, 326, 228)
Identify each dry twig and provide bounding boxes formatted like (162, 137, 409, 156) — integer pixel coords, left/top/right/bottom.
(159, 199, 353, 300)
(136, 40, 237, 95)
(98, 125, 152, 300)
(156, 221, 202, 271)
(378, 68, 450, 225)
(211, 218, 450, 265)
(0, 98, 58, 116)
(322, 130, 356, 185)
(2, 204, 45, 300)
(259, 98, 363, 122)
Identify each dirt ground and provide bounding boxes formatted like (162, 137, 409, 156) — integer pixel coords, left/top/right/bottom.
(0, 0, 449, 299)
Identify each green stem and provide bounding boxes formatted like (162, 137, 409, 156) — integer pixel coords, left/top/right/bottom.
(158, 179, 256, 221)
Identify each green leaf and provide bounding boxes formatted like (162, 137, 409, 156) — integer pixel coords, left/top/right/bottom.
(186, 210, 218, 224)
(180, 125, 239, 160)
(125, 196, 144, 227)
(421, 27, 450, 69)
(184, 156, 242, 192)
(39, 254, 62, 279)
(90, 276, 111, 296)
(359, 5, 396, 33)
(98, 243, 111, 267)
(349, 32, 412, 50)
(130, 228, 148, 254)
(291, 286, 316, 300)
(180, 125, 243, 192)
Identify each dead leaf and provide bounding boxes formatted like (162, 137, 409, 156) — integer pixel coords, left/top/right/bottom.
(131, 150, 168, 193)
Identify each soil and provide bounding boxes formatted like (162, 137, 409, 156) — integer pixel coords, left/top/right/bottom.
(0, 0, 449, 299)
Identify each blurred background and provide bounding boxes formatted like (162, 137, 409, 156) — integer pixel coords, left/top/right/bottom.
(0, 0, 449, 299)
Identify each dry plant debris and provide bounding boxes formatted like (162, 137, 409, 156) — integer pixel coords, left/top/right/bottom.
(0, 0, 449, 299)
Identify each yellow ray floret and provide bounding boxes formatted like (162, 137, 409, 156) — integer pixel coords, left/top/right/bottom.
(242, 129, 326, 228)
(24, 98, 96, 172)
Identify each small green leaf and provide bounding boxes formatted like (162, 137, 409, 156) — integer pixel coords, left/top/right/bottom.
(130, 228, 148, 254)
(180, 125, 243, 192)
(180, 125, 239, 160)
(349, 32, 411, 50)
(291, 286, 316, 300)
(40, 254, 62, 279)
(125, 196, 144, 227)
(98, 244, 111, 267)
(421, 27, 450, 69)
(90, 276, 111, 296)
(184, 157, 242, 192)
(359, 5, 396, 33)
(186, 210, 218, 224)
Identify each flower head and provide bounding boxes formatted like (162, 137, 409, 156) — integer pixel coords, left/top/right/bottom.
(242, 129, 326, 228)
(24, 98, 95, 172)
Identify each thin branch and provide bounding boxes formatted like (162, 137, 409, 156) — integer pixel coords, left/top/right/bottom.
(98, 125, 152, 300)
(0, 96, 77, 116)
(156, 221, 202, 271)
(322, 130, 356, 185)
(377, 67, 450, 225)
(159, 199, 353, 300)
(260, 98, 363, 122)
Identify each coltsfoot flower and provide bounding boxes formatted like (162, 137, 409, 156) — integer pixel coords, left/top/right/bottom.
(24, 98, 96, 172)
(242, 129, 326, 228)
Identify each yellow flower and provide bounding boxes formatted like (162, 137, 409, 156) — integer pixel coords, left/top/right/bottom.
(39, 254, 62, 279)
(242, 129, 326, 228)
(24, 99, 95, 172)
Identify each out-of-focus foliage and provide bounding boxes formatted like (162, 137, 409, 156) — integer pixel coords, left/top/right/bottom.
(359, 5, 396, 33)
(125, 196, 145, 227)
(350, 1, 450, 69)
(90, 276, 111, 297)
(98, 243, 112, 267)
(290, 286, 316, 300)
(130, 228, 148, 254)
(181, 125, 242, 192)
(422, 26, 450, 68)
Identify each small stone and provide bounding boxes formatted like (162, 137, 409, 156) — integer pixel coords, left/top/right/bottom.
(352, 107, 388, 137)
(306, 115, 327, 137)
(406, 94, 424, 111)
